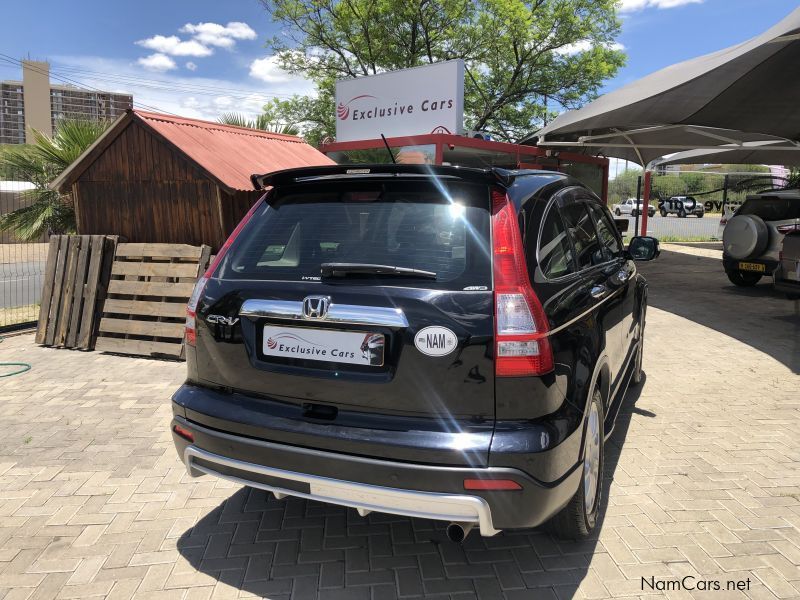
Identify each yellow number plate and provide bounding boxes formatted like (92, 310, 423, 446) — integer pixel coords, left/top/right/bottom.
(739, 262, 765, 272)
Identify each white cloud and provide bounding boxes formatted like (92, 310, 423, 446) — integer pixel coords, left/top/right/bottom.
(185, 61, 198, 71)
(52, 55, 315, 122)
(618, 0, 703, 12)
(136, 34, 213, 57)
(180, 21, 257, 49)
(249, 56, 297, 83)
(137, 53, 177, 72)
(557, 41, 625, 55)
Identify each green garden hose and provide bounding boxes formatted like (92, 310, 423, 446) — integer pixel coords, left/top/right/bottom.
(0, 336, 32, 378)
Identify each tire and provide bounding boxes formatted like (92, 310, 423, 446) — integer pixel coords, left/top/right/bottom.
(545, 388, 604, 539)
(615, 208, 621, 216)
(660, 208, 667, 217)
(696, 213, 704, 218)
(678, 209, 687, 218)
(632, 209, 638, 217)
(786, 293, 800, 301)
(723, 214, 769, 259)
(726, 269, 762, 287)
(632, 301, 646, 386)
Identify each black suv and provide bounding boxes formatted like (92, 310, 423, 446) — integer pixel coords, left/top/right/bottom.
(171, 165, 659, 541)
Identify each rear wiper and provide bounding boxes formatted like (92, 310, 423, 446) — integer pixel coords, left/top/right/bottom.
(320, 262, 437, 279)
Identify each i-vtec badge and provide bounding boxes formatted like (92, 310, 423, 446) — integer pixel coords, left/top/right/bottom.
(414, 326, 457, 357)
(206, 315, 239, 327)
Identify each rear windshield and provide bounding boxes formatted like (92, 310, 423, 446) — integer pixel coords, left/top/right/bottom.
(738, 196, 800, 221)
(217, 179, 492, 290)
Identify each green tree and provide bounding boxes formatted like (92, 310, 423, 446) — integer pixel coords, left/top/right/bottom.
(607, 167, 642, 204)
(0, 119, 110, 241)
(217, 112, 300, 135)
(258, 0, 625, 145)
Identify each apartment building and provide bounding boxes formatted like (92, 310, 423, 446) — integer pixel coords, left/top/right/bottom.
(0, 60, 132, 145)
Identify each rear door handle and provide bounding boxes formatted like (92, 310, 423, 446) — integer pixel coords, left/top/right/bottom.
(590, 285, 607, 299)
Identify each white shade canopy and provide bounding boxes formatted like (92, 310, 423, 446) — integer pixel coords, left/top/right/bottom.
(522, 8, 800, 165)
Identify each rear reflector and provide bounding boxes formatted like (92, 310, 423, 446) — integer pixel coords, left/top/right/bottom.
(464, 479, 522, 491)
(172, 424, 194, 443)
(491, 189, 554, 377)
(185, 197, 265, 346)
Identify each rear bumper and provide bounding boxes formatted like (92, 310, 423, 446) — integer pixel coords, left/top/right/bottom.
(171, 404, 583, 534)
(774, 265, 800, 294)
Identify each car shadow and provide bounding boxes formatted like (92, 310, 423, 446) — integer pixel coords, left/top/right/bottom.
(637, 249, 800, 373)
(175, 377, 649, 599)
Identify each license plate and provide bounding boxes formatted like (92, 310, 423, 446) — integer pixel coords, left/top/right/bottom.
(739, 262, 765, 272)
(262, 325, 384, 366)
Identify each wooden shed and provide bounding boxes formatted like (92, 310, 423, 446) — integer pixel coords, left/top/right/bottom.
(51, 110, 334, 250)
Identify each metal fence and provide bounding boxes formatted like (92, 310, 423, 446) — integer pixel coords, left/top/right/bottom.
(610, 169, 793, 241)
(1, 172, 48, 332)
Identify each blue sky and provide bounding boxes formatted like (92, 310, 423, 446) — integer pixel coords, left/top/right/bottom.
(1, 0, 798, 126)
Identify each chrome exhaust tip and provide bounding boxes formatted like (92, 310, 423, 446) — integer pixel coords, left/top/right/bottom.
(445, 522, 474, 543)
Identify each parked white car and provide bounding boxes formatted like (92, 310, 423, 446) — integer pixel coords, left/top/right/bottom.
(612, 198, 656, 218)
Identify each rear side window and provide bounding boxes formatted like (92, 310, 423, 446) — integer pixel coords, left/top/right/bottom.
(738, 196, 800, 221)
(538, 204, 576, 279)
(560, 202, 605, 269)
(217, 180, 492, 290)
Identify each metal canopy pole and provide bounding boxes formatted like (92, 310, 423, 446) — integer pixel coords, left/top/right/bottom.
(634, 175, 642, 237)
(641, 171, 651, 236)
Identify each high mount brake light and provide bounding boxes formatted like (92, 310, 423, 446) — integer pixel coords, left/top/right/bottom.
(185, 198, 264, 346)
(491, 189, 554, 377)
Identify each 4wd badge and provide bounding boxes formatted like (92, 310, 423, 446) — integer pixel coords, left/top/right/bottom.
(414, 326, 457, 357)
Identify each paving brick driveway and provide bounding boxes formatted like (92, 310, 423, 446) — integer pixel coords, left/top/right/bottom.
(1, 247, 798, 599)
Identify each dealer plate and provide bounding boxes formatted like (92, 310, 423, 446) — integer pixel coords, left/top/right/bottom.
(263, 325, 384, 366)
(739, 262, 765, 272)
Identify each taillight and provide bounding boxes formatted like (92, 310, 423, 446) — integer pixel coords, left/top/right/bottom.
(185, 198, 264, 346)
(777, 224, 800, 235)
(491, 189, 554, 377)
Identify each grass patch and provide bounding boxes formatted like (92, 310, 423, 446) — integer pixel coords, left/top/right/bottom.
(0, 304, 39, 327)
(657, 235, 720, 243)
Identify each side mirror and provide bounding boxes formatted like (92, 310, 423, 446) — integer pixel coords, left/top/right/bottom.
(628, 236, 660, 261)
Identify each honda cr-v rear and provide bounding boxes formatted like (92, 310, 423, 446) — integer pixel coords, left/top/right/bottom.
(171, 164, 658, 540)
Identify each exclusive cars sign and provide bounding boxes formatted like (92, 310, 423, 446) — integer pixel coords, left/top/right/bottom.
(335, 59, 465, 142)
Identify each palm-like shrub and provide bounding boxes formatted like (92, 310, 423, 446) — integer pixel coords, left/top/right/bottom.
(0, 119, 110, 241)
(218, 112, 299, 136)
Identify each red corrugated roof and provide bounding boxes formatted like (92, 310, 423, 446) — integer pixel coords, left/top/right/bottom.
(135, 110, 334, 191)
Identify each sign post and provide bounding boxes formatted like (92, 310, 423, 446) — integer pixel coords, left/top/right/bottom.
(335, 60, 465, 142)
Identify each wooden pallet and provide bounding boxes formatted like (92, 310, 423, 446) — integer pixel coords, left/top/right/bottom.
(95, 243, 211, 359)
(35, 235, 117, 349)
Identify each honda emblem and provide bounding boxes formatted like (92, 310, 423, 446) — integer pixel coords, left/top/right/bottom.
(302, 295, 331, 320)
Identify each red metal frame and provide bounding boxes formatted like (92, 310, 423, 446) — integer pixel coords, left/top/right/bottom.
(320, 134, 610, 202)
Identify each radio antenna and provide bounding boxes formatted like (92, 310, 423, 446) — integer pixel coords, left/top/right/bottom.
(380, 134, 397, 164)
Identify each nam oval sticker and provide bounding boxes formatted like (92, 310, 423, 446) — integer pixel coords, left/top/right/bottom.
(415, 326, 458, 357)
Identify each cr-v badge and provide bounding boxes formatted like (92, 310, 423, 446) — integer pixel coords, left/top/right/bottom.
(415, 326, 457, 357)
(206, 315, 239, 326)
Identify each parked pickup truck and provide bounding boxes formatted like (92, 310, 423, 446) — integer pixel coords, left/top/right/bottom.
(659, 195, 705, 218)
(613, 198, 655, 218)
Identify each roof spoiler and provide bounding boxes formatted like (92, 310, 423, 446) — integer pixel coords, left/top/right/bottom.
(250, 164, 515, 190)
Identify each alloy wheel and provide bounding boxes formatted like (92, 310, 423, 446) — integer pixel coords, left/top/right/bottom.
(583, 402, 601, 514)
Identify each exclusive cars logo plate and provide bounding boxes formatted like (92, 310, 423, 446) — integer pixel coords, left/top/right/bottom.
(414, 326, 457, 357)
